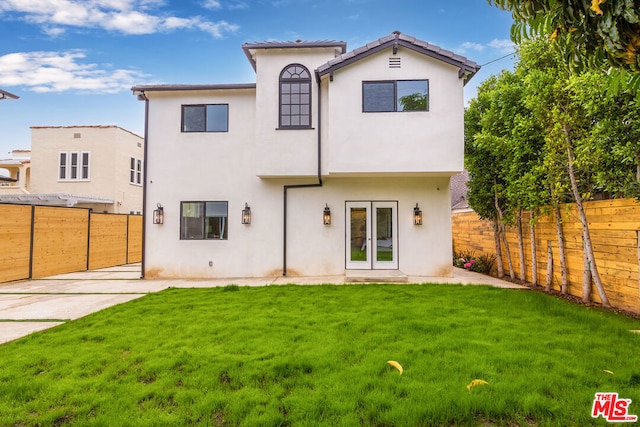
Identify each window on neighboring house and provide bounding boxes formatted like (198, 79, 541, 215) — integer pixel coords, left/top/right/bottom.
(362, 80, 429, 112)
(182, 104, 229, 132)
(130, 157, 143, 185)
(180, 201, 228, 240)
(279, 64, 311, 128)
(58, 151, 90, 181)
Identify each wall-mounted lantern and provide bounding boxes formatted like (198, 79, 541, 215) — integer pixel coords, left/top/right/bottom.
(413, 203, 423, 226)
(323, 204, 331, 225)
(242, 203, 251, 225)
(153, 203, 164, 224)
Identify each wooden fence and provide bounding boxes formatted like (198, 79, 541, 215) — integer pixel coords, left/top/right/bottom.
(452, 198, 640, 313)
(0, 204, 142, 283)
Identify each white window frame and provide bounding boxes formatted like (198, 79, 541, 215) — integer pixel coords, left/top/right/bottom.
(130, 157, 143, 185)
(58, 151, 90, 181)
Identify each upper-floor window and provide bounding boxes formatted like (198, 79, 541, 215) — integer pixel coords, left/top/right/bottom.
(130, 157, 143, 185)
(180, 201, 228, 240)
(362, 80, 429, 112)
(182, 104, 229, 132)
(59, 151, 90, 181)
(279, 64, 311, 128)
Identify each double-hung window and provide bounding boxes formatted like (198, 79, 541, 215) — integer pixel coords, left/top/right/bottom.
(180, 201, 228, 240)
(182, 104, 229, 132)
(130, 157, 143, 185)
(279, 64, 311, 128)
(362, 80, 429, 112)
(59, 151, 90, 181)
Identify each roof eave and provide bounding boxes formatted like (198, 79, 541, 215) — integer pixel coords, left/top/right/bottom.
(317, 37, 481, 84)
(241, 41, 347, 72)
(131, 83, 257, 100)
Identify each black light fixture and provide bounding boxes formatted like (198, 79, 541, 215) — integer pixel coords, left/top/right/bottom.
(323, 204, 331, 225)
(413, 203, 423, 226)
(242, 203, 251, 224)
(153, 203, 164, 224)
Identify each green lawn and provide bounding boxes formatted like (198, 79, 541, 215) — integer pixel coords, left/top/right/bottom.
(1, 284, 640, 426)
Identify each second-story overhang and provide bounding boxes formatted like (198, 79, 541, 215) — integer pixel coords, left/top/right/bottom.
(316, 31, 481, 85)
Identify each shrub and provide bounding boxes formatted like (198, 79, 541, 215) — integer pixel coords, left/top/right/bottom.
(453, 250, 496, 274)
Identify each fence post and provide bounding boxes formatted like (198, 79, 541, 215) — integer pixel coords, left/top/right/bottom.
(86, 210, 91, 271)
(28, 205, 35, 279)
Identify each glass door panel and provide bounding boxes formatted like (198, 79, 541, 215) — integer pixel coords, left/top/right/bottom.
(375, 207, 393, 262)
(346, 202, 370, 269)
(350, 207, 368, 263)
(372, 202, 398, 269)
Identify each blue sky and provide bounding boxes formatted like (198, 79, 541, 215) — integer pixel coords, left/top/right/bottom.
(0, 0, 516, 156)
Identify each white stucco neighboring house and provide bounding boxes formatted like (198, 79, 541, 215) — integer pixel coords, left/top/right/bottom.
(132, 31, 480, 280)
(0, 126, 144, 213)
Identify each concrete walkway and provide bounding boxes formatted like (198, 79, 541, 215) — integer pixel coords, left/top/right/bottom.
(0, 264, 524, 344)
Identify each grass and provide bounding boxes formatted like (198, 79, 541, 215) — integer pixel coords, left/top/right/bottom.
(1, 284, 640, 426)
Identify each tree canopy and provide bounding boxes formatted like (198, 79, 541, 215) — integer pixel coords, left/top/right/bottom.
(489, 0, 639, 73)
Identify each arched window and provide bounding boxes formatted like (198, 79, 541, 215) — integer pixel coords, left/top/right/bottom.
(279, 64, 311, 128)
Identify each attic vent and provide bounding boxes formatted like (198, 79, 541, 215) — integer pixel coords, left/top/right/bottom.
(73, 133, 81, 139)
(137, 142, 142, 148)
(389, 57, 401, 68)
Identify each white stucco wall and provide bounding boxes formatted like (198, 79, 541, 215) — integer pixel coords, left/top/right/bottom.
(325, 47, 465, 176)
(252, 47, 339, 178)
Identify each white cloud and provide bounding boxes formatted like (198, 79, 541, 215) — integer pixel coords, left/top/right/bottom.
(459, 42, 485, 53)
(488, 38, 516, 54)
(0, 0, 238, 38)
(203, 0, 222, 9)
(0, 51, 148, 93)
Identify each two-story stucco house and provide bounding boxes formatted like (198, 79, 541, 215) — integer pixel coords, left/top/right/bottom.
(132, 31, 479, 280)
(0, 126, 144, 213)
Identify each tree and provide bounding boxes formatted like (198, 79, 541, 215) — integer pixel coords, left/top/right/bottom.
(518, 39, 612, 306)
(489, 0, 640, 91)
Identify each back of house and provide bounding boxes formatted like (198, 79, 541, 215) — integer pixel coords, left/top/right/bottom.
(133, 31, 479, 279)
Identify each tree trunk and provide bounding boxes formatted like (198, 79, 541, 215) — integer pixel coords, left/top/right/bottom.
(582, 237, 593, 303)
(494, 217, 504, 278)
(516, 208, 526, 283)
(545, 240, 553, 291)
(494, 185, 515, 280)
(553, 205, 568, 294)
(563, 125, 610, 307)
(529, 211, 538, 286)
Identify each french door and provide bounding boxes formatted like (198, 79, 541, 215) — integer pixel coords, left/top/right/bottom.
(345, 201, 398, 270)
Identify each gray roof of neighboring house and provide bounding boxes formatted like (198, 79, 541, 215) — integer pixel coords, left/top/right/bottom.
(317, 31, 481, 85)
(242, 40, 347, 71)
(450, 170, 470, 210)
(0, 89, 19, 100)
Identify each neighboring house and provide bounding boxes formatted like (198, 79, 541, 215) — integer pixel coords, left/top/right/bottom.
(0, 150, 31, 194)
(0, 126, 144, 213)
(132, 31, 480, 279)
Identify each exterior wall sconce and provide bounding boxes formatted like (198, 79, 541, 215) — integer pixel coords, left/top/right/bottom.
(242, 203, 251, 225)
(153, 203, 164, 224)
(323, 204, 331, 225)
(413, 203, 423, 226)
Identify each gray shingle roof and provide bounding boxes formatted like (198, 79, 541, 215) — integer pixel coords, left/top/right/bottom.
(317, 31, 480, 85)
